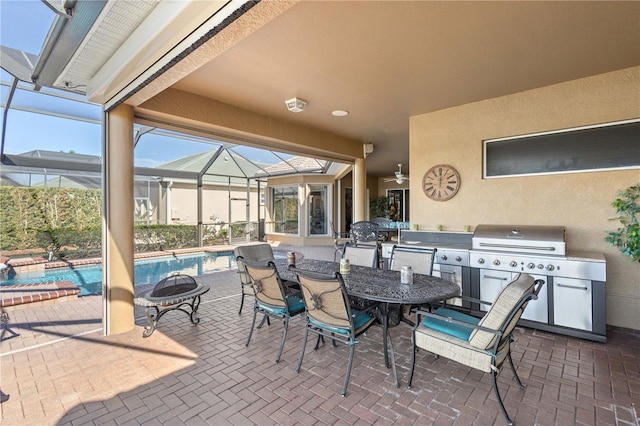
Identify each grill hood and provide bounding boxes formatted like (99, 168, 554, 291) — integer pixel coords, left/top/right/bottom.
(472, 224, 566, 256)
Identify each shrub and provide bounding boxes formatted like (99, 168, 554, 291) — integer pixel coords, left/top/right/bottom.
(134, 224, 198, 252)
(605, 184, 640, 262)
(0, 186, 101, 251)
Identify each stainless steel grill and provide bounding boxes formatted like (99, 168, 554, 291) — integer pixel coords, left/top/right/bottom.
(469, 224, 604, 281)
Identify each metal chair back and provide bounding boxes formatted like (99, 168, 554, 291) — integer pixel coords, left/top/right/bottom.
(234, 243, 275, 314)
(389, 245, 437, 276)
(349, 221, 380, 244)
(342, 243, 378, 268)
(243, 261, 288, 310)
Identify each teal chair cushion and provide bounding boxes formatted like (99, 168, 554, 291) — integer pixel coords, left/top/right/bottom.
(258, 296, 304, 316)
(422, 307, 480, 341)
(308, 310, 372, 335)
(286, 295, 305, 314)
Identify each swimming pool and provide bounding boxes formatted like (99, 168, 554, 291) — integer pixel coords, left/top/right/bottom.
(1, 252, 238, 296)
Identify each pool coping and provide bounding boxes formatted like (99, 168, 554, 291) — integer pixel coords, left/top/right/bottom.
(3, 244, 300, 272)
(3, 246, 237, 272)
(1, 280, 81, 310)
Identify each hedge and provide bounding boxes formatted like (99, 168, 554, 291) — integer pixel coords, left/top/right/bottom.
(0, 186, 101, 251)
(0, 186, 254, 258)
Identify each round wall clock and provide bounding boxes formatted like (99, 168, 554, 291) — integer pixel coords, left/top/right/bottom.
(422, 164, 461, 201)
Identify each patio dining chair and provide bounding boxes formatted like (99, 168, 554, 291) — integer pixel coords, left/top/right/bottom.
(349, 220, 380, 245)
(389, 245, 436, 275)
(234, 243, 276, 315)
(407, 273, 544, 425)
(240, 258, 305, 363)
(349, 221, 384, 267)
(293, 268, 397, 396)
(341, 242, 386, 324)
(389, 245, 437, 318)
(342, 242, 378, 268)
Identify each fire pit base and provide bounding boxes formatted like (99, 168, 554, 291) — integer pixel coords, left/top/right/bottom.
(134, 274, 210, 337)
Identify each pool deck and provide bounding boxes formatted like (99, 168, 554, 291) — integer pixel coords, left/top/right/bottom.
(1, 244, 638, 425)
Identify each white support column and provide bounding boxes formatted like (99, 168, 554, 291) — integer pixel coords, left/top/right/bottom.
(166, 181, 173, 224)
(353, 158, 367, 222)
(197, 175, 203, 246)
(102, 104, 135, 335)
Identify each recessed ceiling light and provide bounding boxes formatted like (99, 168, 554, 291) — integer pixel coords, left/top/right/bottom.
(332, 110, 349, 117)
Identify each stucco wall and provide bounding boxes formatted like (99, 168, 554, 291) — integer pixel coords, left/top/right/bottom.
(409, 67, 640, 330)
(169, 183, 262, 225)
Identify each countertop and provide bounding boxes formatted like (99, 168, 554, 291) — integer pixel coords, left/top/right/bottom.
(394, 241, 472, 251)
(565, 250, 606, 263)
(385, 242, 605, 263)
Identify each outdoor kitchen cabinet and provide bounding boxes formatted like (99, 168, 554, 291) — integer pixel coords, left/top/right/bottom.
(477, 269, 549, 323)
(553, 277, 593, 331)
(469, 269, 607, 342)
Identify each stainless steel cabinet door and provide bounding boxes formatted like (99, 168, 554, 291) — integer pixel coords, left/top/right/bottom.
(553, 277, 592, 331)
(479, 269, 512, 311)
(433, 264, 463, 306)
(521, 273, 548, 323)
(480, 271, 548, 323)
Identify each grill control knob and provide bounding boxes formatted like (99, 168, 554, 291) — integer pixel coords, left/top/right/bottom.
(546, 264, 555, 271)
(509, 261, 518, 268)
(441, 255, 448, 261)
(455, 256, 462, 262)
(477, 258, 485, 265)
(537, 264, 544, 269)
(493, 259, 501, 266)
(527, 262, 535, 269)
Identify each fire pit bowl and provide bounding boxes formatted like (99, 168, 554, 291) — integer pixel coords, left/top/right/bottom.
(134, 274, 210, 337)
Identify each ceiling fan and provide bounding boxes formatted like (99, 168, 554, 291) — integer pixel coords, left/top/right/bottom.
(384, 164, 409, 184)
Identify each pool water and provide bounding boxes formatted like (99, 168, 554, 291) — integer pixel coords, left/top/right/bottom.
(1, 252, 238, 296)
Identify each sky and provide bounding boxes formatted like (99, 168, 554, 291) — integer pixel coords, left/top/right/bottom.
(0, 0, 52, 55)
(1, 66, 217, 166)
(0, 0, 279, 168)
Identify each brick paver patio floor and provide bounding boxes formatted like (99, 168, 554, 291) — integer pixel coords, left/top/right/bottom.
(1, 251, 638, 425)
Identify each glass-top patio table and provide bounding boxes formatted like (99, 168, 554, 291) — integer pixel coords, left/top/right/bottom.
(274, 258, 460, 371)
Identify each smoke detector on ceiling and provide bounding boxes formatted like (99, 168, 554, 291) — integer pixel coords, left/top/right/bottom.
(285, 97, 307, 113)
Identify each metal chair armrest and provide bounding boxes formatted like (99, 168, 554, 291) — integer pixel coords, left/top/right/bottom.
(414, 309, 502, 337)
(444, 295, 495, 306)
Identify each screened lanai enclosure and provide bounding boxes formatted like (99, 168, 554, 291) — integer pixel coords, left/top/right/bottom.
(0, 0, 357, 262)
(0, 69, 347, 257)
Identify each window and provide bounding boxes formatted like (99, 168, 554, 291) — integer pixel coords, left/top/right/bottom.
(134, 198, 151, 224)
(308, 185, 328, 236)
(484, 119, 640, 178)
(387, 189, 410, 222)
(272, 186, 299, 234)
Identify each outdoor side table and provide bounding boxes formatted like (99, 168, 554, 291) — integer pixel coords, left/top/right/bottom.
(134, 274, 210, 337)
